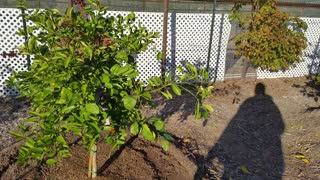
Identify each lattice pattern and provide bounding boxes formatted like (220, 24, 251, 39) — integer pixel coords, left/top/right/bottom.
(103, 12, 231, 83)
(105, 12, 164, 83)
(2, 7, 319, 96)
(0, 8, 27, 96)
(257, 18, 320, 79)
(166, 13, 231, 82)
(0, 9, 232, 96)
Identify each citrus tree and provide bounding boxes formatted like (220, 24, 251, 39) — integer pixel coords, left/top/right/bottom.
(8, 0, 213, 171)
(229, 0, 308, 75)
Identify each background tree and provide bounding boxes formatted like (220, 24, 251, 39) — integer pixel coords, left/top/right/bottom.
(229, 0, 308, 79)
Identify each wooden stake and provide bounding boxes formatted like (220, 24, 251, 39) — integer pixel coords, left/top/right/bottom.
(92, 144, 97, 178)
(88, 144, 97, 178)
(88, 148, 93, 177)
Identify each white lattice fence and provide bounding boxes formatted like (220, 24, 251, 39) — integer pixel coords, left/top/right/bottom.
(1, 8, 319, 97)
(166, 13, 231, 82)
(105, 12, 231, 82)
(0, 9, 27, 96)
(0, 8, 231, 96)
(257, 18, 320, 79)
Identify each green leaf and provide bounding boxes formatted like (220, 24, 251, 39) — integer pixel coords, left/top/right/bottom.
(85, 103, 100, 114)
(89, 122, 101, 133)
(105, 136, 114, 145)
(161, 132, 174, 141)
(122, 95, 137, 110)
(84, 46, 93, 58)
(57, 135, 68, 147)
(59, 88, 73, 104)
(156, 52, 162, 60)
(67, 123, 82, 136)
(128, 71, 139, 79)
(72, 113, 84, 123)
(25, 117, 38, 123)
(115, 50, 128, 62)
(142, 92, 151, 100)
(101, 73, 113, 88)
(96, 24, 104, 29)
(18, 124, 29, 132)
(240, 166, 251, 174)
(58, 150, 71, 157)
(62, 105, 76, 113)
(165, 72, 172, 82)
(186, 62, 197, 75)
(195, 101, 201, 119)
(101, 73, 110, 84)
(126, 12, 135, 21)
(56, 99, 67, 105)
(67, 7, 74, 18)
(64, 56, 72, 68)
(142, 124, 154, 141)
(171, 83, 181, 96)
(161, 139, 169, 151)
(130, 122, 140, 135)
(180, 74, 187, 81)
(81, 84, 88, 95)
(27, 37, 36, 51)
(29, 111, 45, 117)
(9, 130, 24, 139)
(161, 91, 172, 99)
(203, 110, 209, 119)
(110, 64, 120, 75)
(46, 158, 57, 165)
(154, 120, 165, 131)
(176, 66, 183, 73)
(30, 147, 44, 153)
(147, 79, 155, 86)
(203, 104, 214, 113)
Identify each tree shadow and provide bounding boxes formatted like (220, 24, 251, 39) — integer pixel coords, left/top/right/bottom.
(97, 135, 138, 175)
(98, 136, 163, 179)
(158, 92, 196, 122)
(292, 78, 319, 109)
(195, 83, 285, 179)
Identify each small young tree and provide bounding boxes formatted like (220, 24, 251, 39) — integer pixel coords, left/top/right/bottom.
(7, 0, 213, 175)
(229, 0, 308, 77)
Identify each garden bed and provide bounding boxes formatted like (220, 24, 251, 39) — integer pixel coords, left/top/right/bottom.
(0, 77, 319, 179)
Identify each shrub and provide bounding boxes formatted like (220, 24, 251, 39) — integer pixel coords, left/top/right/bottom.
(229, 0, 308, 71)
(7, 0, 213, 167)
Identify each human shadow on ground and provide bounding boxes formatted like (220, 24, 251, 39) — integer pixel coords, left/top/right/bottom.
(194, 83, 285, 179)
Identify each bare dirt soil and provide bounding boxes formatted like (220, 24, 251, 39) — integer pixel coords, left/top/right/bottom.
(0, 77, 319, 180)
